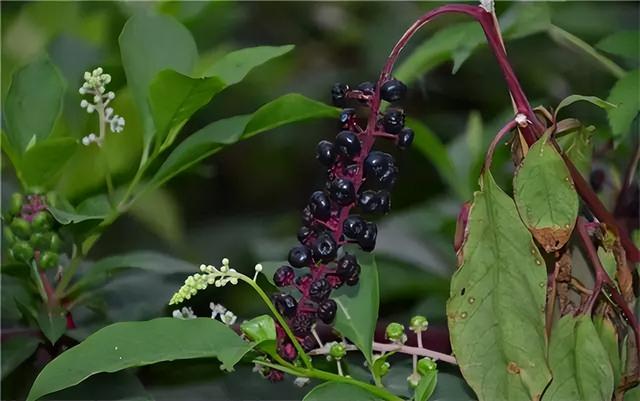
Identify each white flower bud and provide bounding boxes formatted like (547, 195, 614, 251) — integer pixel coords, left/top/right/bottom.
(93, 95, 101, 103)
(254, 264, 263, 273)
(80, 99, 89, 108)
(84, 71, 91, 80)
(86, 104, 95, 113)
(88, 133, 97, 141)
(81, 136, 91, 146)
(107, 91, 115, 100)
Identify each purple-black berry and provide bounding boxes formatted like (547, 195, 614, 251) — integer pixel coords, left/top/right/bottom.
(329, 178, 356, 206)
(278, 342, 298, 362)
(274, 294, 298, 317)
(335, 131, 361, 158)
(309, 278, 332, 302)
(316, 140, 336, 166)
(358, 222, 378, 252)
(318, 299, 337, 324)
(309, 190, 331, 221)
(312, 232, 338, 262)
(382, 108, 405, 134)
(300, 335, 318, 352)
(297, 226, 314, 244)
(359, 190, 390, 214)
(339, 108, 356, 126)
(336, 254, 360, 278)
(332, 83, 350, 107)
(380, 78, 407, 102)
(273, 266, 295, 287)
(397, 127, 414, 150)
(288, 245, 312, 268)
(343, 215, 366, 239)
(357, 81, 375, 95)
(364, 151, 398, 188)
(291, 313, 315, 336)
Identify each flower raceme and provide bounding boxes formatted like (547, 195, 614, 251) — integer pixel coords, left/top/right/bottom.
(78, 67, 125, 146)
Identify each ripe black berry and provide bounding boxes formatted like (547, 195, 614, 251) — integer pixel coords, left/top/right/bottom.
(339, 108, 356, 126)
(312, 232, 338, 262)
(318, 299, 337, 324)
(346, 274, 360, 286)
(377, 191, 391, 214)
(397, 127, 414, 150)
(309, 278, 332, 302)
(382, 108, 405, 134)
(316, 140, 336, 166)
(332, 83, 350, 107)
(359, 222, 378, 252)
(288, 245, 312, 268)
(291, 313, 315, 336)
(297, 226, 313, 243)
(335, 131, 361, 158)
(336, 254, 360, 278)
(364, 151, 398, 188)
(343, 215, 366, 239)
(273, 265, 295, 287)
(300, 335, 318, 352)
(274, 294, 297, 317)
(357, 81, 375, 95)
(358, 190, 380, 213)
(329, 178, 355, 206)
(302, 206, 313, 225)
(309, 191, 331, 221)
(380, 79, 407, 102)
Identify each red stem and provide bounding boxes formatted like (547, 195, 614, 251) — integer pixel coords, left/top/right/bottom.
(482, 119, 518, 174)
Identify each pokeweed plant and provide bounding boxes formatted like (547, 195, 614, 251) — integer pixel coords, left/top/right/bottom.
(15, 2, 640, 401)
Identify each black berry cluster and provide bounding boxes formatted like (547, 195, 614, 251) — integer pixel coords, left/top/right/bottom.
(270, 77, 414, 362)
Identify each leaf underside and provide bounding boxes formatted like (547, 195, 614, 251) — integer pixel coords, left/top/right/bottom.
(448, 172, 551, 401)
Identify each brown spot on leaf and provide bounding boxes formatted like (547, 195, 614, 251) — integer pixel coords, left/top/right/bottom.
(531, 226, 572, 253)
(507, 361, 521, 374)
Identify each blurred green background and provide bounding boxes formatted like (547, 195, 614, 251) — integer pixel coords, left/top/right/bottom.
(1, 1, 638, 400)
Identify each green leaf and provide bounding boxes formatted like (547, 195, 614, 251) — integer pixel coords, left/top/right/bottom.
(501, 2, 550, 40)
(554, 94, 616, 120)
(240, 315, 276, 343)
(44, 371, 151, 401)
(2, 336, 40, 379)
(333, 254, 379, 365)
(204, 45, 295, 85)
(119, 14, 197, 146)
(149, 69, 225, 149)
(149, 93, 339, 190)
(542, 315, 614, 401)
(303, 382, 379, 401)
(593, 316, 621, 387)
(513, 131, 579, 252)
(557, 125, 594, 177)
(47, 206, 106, 225)
(27, 318, 254, 401)
(607, 70, 640, 139)
(596, 31, 639, 61)
(448, 171, 551, 401)
(4, 59, 65, 153)
(68, 251, 196, 296)
(625, 385, 640, 401)
(415, 370, 438, 401)
(36, 308, 67, 345)
(19, 137, 79, 189)
(597, 247, 618, 281)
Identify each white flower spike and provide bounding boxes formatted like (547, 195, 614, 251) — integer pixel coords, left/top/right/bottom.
(78, 67, 125, 147)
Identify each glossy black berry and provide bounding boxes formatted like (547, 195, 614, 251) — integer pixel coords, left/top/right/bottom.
(343, 215, 366, 239)
(364, 151, 398, 188)
(312, 232, 338, 262)
(380, 79, 407, 102)
(302, 205, 313, 225)
(297, 226, 313, 243)
(309, 191, 331, 221)
(397, 127, 414, 150)
(273, 265, 295, 287)
(336, 254, 360, 278)
(346, 274, 360, 286)
(377, 191, 391, 214)
(288, 245, 312, 268)
(382, 108, 405, 134)
(316, 140, 336, 166)
(318, 299, 337, 324)
(357, 81, 375, 95)
(329, 178, 355, 206)
(274, 294, 298, 317)
(332, 83, 350, 107)
(359, 222, 378, 252)
(309, 278, 332, 302)
(339, 108, 356, 126)
(358, 190, 379, 213)
(335, 131, 361, 158)
(291, 313, 315, 336)
(300, 335, 318, 352)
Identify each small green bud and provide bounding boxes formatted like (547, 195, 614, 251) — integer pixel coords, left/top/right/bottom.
(379, 361, 390, 377)
(10, 193, 24, 214)
(10, 218, 31, 239)
(329, 342, 346, 360)
(417, 357, 437, 376)
(31, 212, 51, 232)
(407, 372, 421, 389)
(410, 315, 429, 332)
(12, 240, 34, 262)
(30, 232, 49, 249)
(3, 227, 16, 245)
(48, 233, 62, 252)
(40, 251, 59, 269)
(385, 322, 406, 343)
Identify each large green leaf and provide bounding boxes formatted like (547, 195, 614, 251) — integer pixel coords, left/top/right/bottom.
(542, 315, 614, 401)
(607, 69, 640, 140)
(19, 137, 79, 189)
(554, 94, 615, 119)
(149, 70, 225, 149)
(333, 254, 379, 365)
(27, 318, 254, 401)
(303, 382, 378, 401)
(203, 45, 294, 85)
(513, 131, 579, 252)
(36, 308, 67, 345)
(148, 93, 339, 190)
(415, 370, 438, 401)
(557, 125, 594, 177)
(596, 31, 639, 61)
(119, 14, 197, 146)
(593, 316, 621, 387)
(448, 172, 551, 401)
(4, 59, 65, 153)
(1, 336, 40, 379)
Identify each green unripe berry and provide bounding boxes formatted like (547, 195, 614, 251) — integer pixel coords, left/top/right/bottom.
(385, 322, 405, 343)
(10, 218, 31, 239)
(48, 233, 62, 252)
(4, 227, 16, 245)
(329, 342, 346, 360)
(10, 193, 24, 214)
(12, 240, 34, 262)
(410, 315, 429, 332)
(379, 361, 390, 377)
(30, 232, 49, 249)
(417, 357, 437, 376)
(407, 372, 421, 389)
(40, 251, 59, 269)
(31, 212, 51, 232)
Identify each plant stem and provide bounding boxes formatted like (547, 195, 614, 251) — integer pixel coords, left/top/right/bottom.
(310, 341, 458, 365)
(483, 118, 519, 174)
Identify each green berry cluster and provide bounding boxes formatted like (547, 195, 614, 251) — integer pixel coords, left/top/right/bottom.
(3, 192, 62, 269)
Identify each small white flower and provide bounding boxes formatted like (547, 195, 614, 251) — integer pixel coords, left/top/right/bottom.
(221, 311, 237, 325)
(86, 104, 95, 113)
(81, 136, 91, 146)
(80, 99, 89, 108)
(172, 306, 196, 319)
(254, 264, 263, 273)
(294, 377, 310, 387)
(106, 91, 115, 100)
(210, 302, 228, 319)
